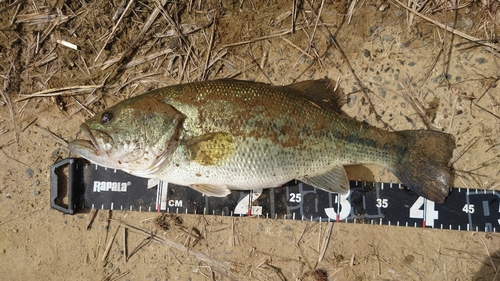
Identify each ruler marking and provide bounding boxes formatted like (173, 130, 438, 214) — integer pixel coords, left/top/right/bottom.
(375, 184, 381, 216)
(466, 191, 473, 228)
(247, 191, 252, 216)
(156, 181, 162, 212)
(483, 201, 490, 216)
(336, 194, 340, 222)
(270, 188, 275, 219)
(423, 198, 427, 228)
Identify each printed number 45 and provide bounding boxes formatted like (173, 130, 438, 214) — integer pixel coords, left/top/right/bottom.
(462, 204, 475, 213)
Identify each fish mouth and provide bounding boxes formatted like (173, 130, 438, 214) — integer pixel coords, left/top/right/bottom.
(68, 124, 112, 157)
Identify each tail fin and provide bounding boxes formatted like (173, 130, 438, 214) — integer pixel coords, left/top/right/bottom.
(392, 130, 455, 203)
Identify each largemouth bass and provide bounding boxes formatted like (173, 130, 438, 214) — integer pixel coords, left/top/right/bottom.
(69, 79, 455, 203)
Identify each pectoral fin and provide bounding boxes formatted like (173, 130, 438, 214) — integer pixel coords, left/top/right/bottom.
(190, 184, 232, 197)
(300, 165, 350, 194)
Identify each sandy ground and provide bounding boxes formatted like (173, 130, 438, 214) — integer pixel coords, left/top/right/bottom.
(1, 0, 500, 280)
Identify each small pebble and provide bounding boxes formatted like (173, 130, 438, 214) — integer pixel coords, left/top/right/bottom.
(361, 49, 371, 58)
(382, 35, 394, 42)
(25, 168, 34, 178)
(460, 18, 473, 30)
(347, 94, 356, 108)
(475, 57, 487, 64)
(378, 87, 386, 98)
(33, 191, 40, 196)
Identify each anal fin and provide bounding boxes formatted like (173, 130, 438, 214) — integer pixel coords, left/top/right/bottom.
(300, 165, 350, 194)
(190, 184, 232, 197)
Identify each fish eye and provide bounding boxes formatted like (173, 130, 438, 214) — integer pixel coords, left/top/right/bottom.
(101, 112, 113, 124)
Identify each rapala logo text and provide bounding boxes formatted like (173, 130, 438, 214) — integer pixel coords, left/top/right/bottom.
(93, 181, 131, 192)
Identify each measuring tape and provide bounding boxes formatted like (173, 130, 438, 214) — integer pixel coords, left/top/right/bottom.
(50, 158, 500, 232)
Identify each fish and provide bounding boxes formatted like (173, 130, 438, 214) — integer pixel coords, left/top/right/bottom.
(68, 79, 455, 203)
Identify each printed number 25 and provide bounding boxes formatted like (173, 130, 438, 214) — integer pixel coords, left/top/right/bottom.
(289, 193, 301, 203)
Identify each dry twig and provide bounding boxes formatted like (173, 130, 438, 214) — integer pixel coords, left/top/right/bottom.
(393, 0, 499, 51)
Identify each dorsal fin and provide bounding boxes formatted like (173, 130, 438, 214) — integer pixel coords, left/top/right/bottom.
(286, 78, 345, 114)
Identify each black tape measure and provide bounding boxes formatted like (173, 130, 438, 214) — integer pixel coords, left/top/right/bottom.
(50, 158, 500, 232)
